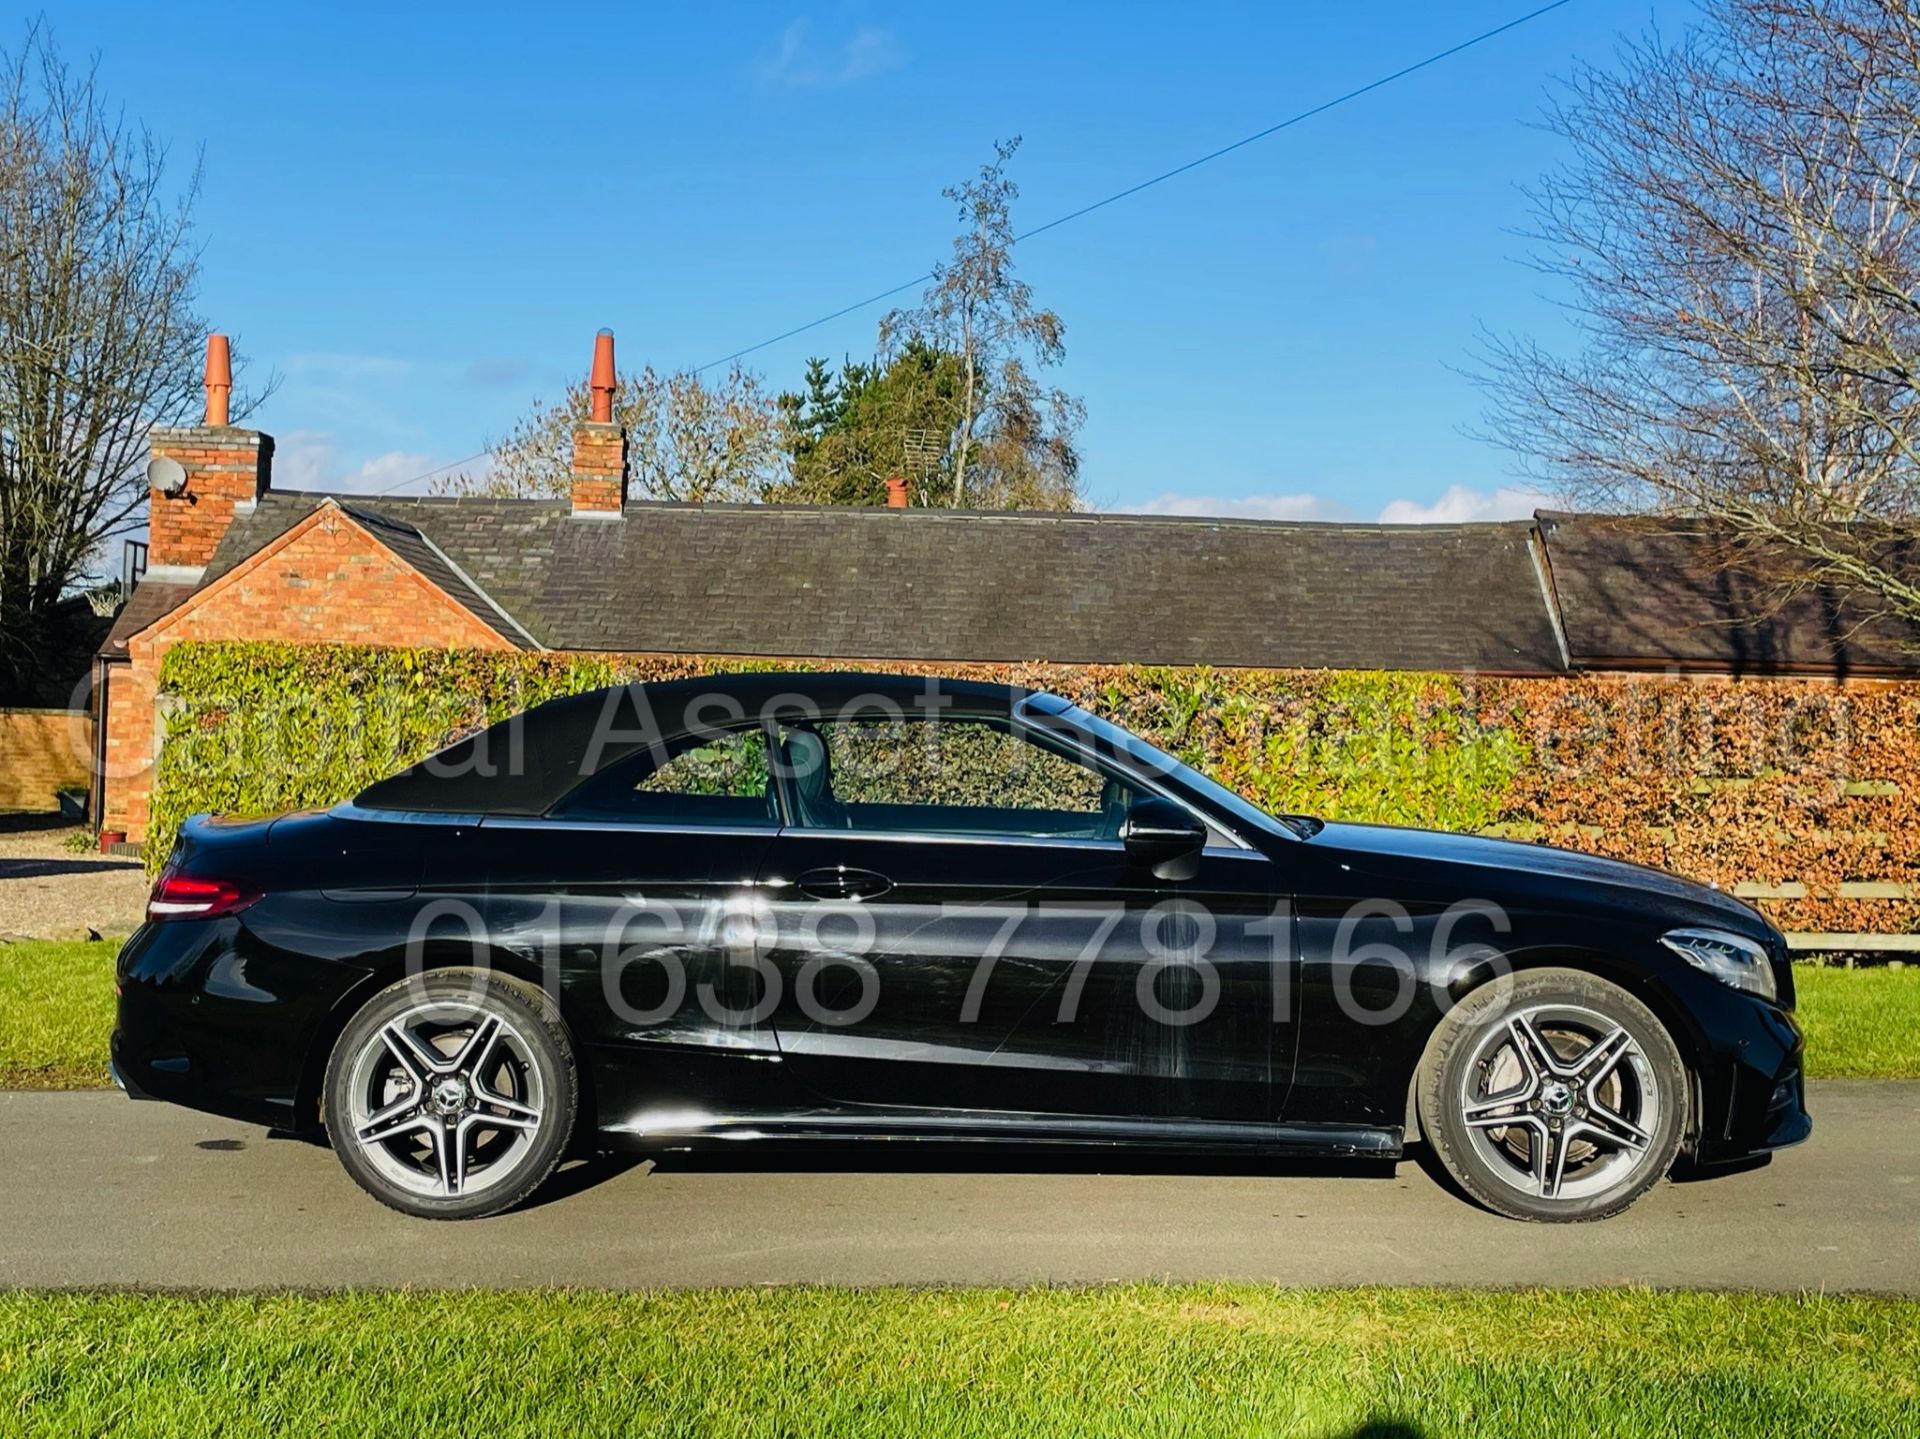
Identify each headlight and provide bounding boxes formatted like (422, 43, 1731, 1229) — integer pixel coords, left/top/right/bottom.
(1659, 927, 1778, 1001)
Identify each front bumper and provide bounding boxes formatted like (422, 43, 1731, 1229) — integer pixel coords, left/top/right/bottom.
(1685, 979, 1811, 1164)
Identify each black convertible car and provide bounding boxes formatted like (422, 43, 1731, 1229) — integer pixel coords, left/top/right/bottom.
(113, 673, 1808, 1221)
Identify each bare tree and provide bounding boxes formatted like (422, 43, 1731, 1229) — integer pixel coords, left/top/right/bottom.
(883, 138, 1084, 511)
(1481, 0, 1920, 626)
(0, 24, 240, 698)
(455, 363, 791, 503)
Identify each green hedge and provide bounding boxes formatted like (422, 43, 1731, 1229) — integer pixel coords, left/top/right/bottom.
(146, 644, 1526, 873)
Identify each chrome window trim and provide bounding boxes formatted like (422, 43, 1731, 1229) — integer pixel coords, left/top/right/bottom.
(775, 828, 1130, 852)
(330, 801, 483, 826)
(480, 816, 783, 838)
(463, 813, 1252, 857)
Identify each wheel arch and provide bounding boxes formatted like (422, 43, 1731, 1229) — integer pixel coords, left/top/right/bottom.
(295, 944, 596, 1139)
(1402, 948, 1705, 1145)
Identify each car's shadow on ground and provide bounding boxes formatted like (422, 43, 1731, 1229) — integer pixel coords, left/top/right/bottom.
(267, 1130, 1419, 1214)
(637, 1144, 1407, 1181)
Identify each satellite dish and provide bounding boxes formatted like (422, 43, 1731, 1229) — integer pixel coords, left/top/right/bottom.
(147, 455, 187, 495)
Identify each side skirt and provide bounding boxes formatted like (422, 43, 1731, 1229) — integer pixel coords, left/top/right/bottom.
(601, 1107, 1404, 1158)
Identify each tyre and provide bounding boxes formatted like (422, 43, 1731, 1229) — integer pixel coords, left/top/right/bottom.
(322, 968, 578, 1220)
(1417, 967, 1687, 1222)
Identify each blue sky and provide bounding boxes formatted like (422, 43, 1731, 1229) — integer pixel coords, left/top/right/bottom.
(42, 1, 1692, 521)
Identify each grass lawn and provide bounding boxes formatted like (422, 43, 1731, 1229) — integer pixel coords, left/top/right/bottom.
(0, 940, 117, 1088)
(1, 1286, 1915, 1437)
(1789, 964, 1920, 1078)
(3, 941, 1918, 1088)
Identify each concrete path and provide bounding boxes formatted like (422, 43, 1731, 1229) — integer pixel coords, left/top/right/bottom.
(2, 1083, 1915, 1293)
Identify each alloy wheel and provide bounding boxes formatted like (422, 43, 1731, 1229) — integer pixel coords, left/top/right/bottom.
(343, 999, 547, 1201)
(1455, 1002, 1661, 1203)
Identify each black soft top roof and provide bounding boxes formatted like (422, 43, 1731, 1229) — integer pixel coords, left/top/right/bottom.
(352, 671, 1037, 816)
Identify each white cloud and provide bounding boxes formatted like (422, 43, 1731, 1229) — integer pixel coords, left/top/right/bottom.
(837, 26, 904, 82)
(338, 449, 448, 494)
(758, 20, 905, 89)
(272, 430, 342, 491)
(1376, 484, 1554, 525)
(272, 431, 488, 496)
(1121, 491, 1356, 523)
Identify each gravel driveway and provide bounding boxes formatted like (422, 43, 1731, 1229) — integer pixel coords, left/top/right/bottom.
(0, 815, 147, 940)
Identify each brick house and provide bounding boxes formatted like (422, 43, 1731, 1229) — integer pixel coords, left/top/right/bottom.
(91, 334, 1920, 843)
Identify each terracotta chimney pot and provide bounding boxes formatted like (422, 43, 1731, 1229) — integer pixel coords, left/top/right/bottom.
(885, 474, 909, 509)
(204, 334, 233, 427)
(589, 328, 616, 423)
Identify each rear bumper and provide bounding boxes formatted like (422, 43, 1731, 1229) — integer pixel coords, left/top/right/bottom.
(108, 1054, 157, 1101)
(112, 919, 361, 1133)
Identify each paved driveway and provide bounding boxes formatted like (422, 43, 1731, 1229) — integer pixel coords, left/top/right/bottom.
(2, 1082, 1914, 1293)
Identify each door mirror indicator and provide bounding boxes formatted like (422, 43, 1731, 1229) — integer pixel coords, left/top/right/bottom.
(1120, 797, 1208, 881)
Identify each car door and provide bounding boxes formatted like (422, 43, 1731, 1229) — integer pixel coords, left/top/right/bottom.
(439, 722, 788, 1127)
(754, 711, 1287, 1126)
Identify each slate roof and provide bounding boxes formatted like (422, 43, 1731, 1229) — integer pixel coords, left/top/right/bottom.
(154, 493, 1572, 673)
(99, 580, 198, 658)
(1536, 512, 1920, 676)
(102, 489, 1920, 677)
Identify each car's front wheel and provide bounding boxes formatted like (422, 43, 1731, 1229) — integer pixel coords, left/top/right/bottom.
(323, 969, 578, 1219)
(1418, 967, 1687, 1222)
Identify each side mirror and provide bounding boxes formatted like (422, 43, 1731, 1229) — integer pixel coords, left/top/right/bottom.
(1121, 796, 1208, 881)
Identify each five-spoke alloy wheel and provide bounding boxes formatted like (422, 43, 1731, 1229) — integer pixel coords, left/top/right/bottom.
(323, 969, 578, 1219)
(1418, 967, 1687, 1222)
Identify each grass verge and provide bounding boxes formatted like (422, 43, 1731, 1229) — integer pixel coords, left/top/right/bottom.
(2, 1287, 1916, 1437)
(0, 940, 117, 1088)
(1790, 964, 1920, 1078)
(3, 942, 1918, 1088)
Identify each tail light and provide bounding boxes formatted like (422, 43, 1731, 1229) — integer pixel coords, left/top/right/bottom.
(147, 871, 261, 922)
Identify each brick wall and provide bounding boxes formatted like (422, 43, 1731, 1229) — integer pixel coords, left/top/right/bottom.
(570, 421, 627, 513)
(0, 708, 92, 812)
(103, 505, 515, 839)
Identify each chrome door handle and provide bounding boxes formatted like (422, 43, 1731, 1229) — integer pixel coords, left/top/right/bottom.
(795, 866, 893, 901)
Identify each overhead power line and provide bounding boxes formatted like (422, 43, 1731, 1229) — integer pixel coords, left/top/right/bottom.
(690, 0, 1579, 374)
(371, 449, 490, 496)
(375, 0, 1577, 496)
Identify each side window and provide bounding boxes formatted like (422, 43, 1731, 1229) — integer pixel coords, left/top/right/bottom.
(553, 726, 775, 826)
(777, 717, 1142, 839)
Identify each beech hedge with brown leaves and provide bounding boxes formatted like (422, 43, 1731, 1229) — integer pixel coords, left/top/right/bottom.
(151, 644, 1917, 934)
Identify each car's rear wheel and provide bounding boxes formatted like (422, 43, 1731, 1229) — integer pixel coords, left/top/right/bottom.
(1418, 967, 1687, 1222)
(323, 969, 577, 1219)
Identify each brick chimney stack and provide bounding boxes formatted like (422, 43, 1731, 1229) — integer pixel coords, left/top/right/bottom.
(146, 334, 273, 575)
(571, 328, 627, 517)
